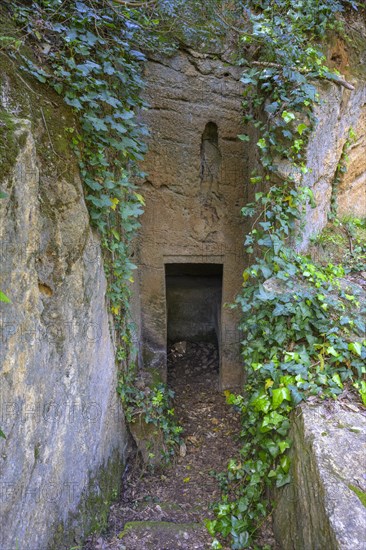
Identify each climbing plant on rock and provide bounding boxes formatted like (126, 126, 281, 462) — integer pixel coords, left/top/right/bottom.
(7, 0, 183, 455)
(206, 1, 365, 548)
(12, 0, 152, 342)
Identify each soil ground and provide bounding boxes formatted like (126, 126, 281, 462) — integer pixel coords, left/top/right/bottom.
(85, 342, 277, 550)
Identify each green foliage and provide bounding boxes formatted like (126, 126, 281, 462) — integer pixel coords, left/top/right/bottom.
(0, 291, 11, 303)
(311, 216, 366, 273)
(341, 217, 366, 272)
(5, 1, 364, 540)
(12, 0, 150, 332)
(0, 35, 22, 51)
(312, 217, 366, 272)
(10, 0, 182, 459)
(353, 380, 366, 407)
(207, 1, 365, 548)
(349, 484, 366, 508)
(118, 370, 183, 463)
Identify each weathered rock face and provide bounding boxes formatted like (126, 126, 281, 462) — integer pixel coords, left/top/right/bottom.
(338, 103, 366, 219)
(134, 50, 248, 389)
(300, 82, 366, 250)
(299, 18, 366, 249)
(273, 401, 366, 550)
(0, 58, 128, 548)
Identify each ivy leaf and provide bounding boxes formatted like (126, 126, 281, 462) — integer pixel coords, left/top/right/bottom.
(98, 91, 121, 108)
(271, 235, 282, 255)
(278, 439, 291, 454)
(272, 387, 291, 409)
(109, 121, 127, 134)
(134, 192, 145, 205)
(297, 123, 307, 135)
(348, 342, 362, 357)
(64, 97, 83, 110)
(262, 411, 285, 430)
(282, 129, 293, 139)
(282, 111, 296, 123)
(84, 178, 102, 191)
(332, 373, 343, 389)
(276, 473, 291, 488)
(130, 49, 146, 61)
(0, 291, 11, 303)
(257, 285, 276, 301)
(260, 265, 272, 279)
(241, 205, 256, 217)
(240, 74, 255, 85)
(354, 381, 366, 406)
(103, 61, 115, 75)
(84, 115, 108, 131)
(53, 83, 63, 94)
(250, 391, 271, 413)
(265, 101, 279, 114)
(84, 30, 98, 46)
(64, 28, 78, 42)
(327, 346, 340, 357)
(258, 235, 272, 247)
(115, 110, 135, 120)
(288, 385, 304, 405)
(76, 61, 101, 75)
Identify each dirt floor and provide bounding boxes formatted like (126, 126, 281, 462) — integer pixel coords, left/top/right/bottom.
(85, 342, 277, 550)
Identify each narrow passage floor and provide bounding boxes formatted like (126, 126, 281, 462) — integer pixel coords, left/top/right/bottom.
(85, 342, 276, 549)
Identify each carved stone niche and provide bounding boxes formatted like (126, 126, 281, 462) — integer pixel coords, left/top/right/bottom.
(200, 121, 222, 196)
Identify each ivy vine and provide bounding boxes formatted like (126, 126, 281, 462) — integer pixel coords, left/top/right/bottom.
(8, 0, 182, 453)
(206, 1, 365, 548)
(13, 0, 150, 334)
(3, 2, 365, 545)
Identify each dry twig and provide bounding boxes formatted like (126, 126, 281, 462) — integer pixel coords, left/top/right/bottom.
(251, 61, 355, 90)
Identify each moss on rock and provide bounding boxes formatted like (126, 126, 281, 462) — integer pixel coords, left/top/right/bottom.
(310, 218, 366, 268)
(0, 110, 20, 181)
(49, 449, 125, 550)
(349, 485, 366, 509)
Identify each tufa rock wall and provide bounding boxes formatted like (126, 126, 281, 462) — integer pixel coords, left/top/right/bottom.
(300, 15, 366, 248)
(273, 401, 366, 549)
(134, 50, 248, 389)
(0, 54, 129, 549)
(300, 82, 366, 249)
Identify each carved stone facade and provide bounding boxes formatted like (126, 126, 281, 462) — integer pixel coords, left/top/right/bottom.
(134, 51, 248, 389)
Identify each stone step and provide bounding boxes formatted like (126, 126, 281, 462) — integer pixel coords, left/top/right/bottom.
(119, 499, 207, 524)
(117, 520, 210, 549)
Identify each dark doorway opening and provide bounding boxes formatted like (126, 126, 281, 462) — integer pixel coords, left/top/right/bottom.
(165, 263, 222, 389)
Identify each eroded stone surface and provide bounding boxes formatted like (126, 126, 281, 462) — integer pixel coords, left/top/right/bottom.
(273, 401, 366, 550)
(300, 82, 366, 250)
(0, 108, 127, 548)
(338, 104, 366, 219)
(134, 51, 248, 389)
